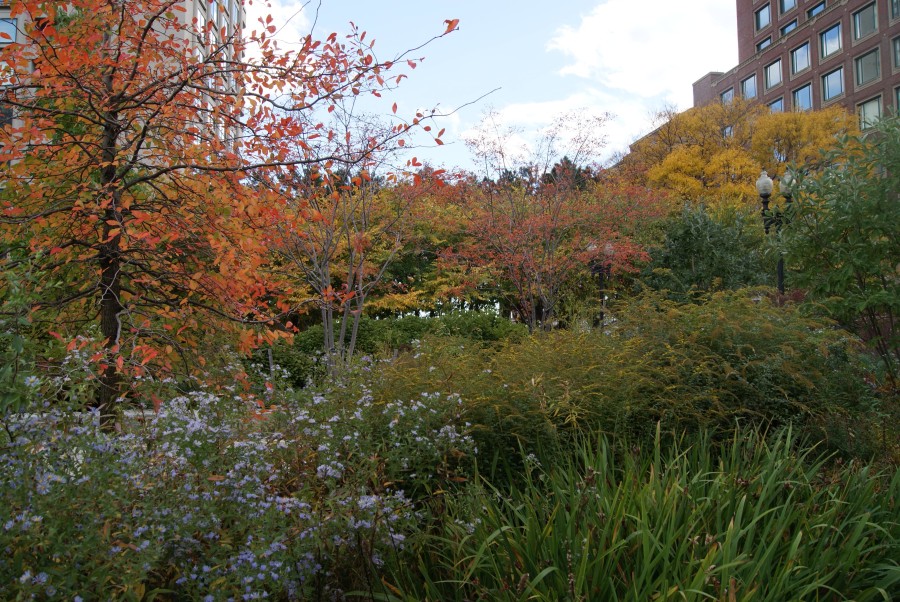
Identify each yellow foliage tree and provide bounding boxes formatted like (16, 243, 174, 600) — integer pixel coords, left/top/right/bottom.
(625, 100, 857, 206)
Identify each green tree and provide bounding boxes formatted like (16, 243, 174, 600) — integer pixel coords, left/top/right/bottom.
(785, 117, 900, 387)
(641, 205, 769, 300)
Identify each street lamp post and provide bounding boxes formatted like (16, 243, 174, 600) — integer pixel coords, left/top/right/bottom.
(755, 169, 794, 295)
(588, 242, 613, 327)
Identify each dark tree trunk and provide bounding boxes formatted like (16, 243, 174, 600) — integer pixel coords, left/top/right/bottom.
(96, 230, 123, 425)
(96, 76, 124, 426)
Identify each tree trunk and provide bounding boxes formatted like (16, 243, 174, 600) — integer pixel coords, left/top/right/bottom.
(96, 72, 123, 425)
(96, 197, 124, 425)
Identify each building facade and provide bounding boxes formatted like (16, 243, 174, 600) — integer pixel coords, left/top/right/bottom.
(694, 0, 900, 128)
(1, 1, 245, 53)
(0, 0, 246, 127)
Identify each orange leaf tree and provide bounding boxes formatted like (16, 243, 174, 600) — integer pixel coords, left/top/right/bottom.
(449, 111, 669, 331)
(0, 0, 449, 419)
(272, 159, 427, 374)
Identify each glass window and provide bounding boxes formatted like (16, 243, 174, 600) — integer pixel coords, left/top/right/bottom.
(791, 42, 810, 73)
(757, 37, 773, 51)
(820, 23, 842, 58)
(781, 20, 798, 35)
(808, 2, 826, 19)
(781, 0, 797, 12)
(859, 97, 881, 129)
(896, 87, 900, 111)
(0, 18, 15, 45)
(893, 0, 900, 19)
(742, 74, 758, 99)
(855, 49, 881, 86)
(793, 84, 813, 110)
(756, 5, 771, 30)
(721, 88, 734, 103)
(195, 9, 206, 43)
(769, 97, 784, 112)
(723, 125, 734, 139)
(765, 59, 783, 89)
(822, 67, 844, 101)
(894, 37, 900, 68)
(853, 3, 877, 40)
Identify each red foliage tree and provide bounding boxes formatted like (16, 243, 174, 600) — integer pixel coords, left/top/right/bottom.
(0, 0, 454, 419)
(443, 111, 668, 330)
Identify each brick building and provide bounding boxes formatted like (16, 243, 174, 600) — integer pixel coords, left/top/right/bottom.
(693, 0, 900, 128)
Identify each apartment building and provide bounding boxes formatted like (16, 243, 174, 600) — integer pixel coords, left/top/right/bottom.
(1, 1, 245, 53)
(0, 0, 246, 130)
(693, 0, 900, 128)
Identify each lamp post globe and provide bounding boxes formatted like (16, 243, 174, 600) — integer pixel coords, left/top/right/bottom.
(756, 170, 774, 199)
(780, 170, 794, 196)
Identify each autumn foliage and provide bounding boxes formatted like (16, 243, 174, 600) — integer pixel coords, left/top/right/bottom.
(432, 172, 666, 330)
(0, 0, 451, 417)
(621, 99, 858, 205)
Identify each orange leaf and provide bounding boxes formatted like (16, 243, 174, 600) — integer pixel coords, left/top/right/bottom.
(444, 19, 460, 34)
(392, 102, 397, 114)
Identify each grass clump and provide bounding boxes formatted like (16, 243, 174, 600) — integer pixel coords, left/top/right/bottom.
(385, 427, 899, 601)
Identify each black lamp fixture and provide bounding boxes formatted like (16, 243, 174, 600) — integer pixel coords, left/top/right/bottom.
(756, 169, 795, 294)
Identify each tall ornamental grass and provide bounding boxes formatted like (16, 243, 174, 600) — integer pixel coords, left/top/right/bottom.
(384, 428, 899, 601)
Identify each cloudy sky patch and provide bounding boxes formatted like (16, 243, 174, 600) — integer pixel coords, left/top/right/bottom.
(244, 1, 738, 171)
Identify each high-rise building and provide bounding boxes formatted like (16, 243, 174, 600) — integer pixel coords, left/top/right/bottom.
(0, 0, 246, 129)
(693, 0, 900, 128)
(181, 0, 246, 61)
(0, 0, 246, 72)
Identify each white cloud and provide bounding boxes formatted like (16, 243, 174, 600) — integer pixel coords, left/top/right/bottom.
(460, 87, 667, 169)
(547, 0, 736, 107)
(244, 0, 310, 52)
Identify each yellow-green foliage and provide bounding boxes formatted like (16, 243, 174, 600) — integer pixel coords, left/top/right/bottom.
(374, 291, 875, 464)
(626, 101, 857, 207)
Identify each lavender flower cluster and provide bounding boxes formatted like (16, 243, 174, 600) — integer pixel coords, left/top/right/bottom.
(0, 381, 476, 599)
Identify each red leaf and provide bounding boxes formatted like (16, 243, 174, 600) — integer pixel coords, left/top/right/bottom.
(444, 19, 460, 34)
(392, 102, 397, 114)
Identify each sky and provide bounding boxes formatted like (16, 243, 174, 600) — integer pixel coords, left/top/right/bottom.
(245, 0, 738, 175)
